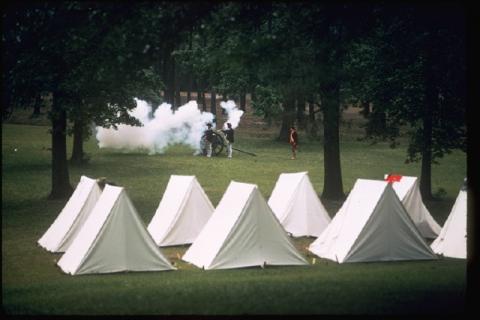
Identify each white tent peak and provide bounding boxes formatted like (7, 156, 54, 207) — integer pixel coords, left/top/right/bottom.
(268, 171, 330, 237)
(57, 184, 175, 275)
(309, 179, 437, 264)
(182, 181, 308, 270)
(38, 175, 102, 252)
(384, 174, 441, 238)
(147, 175, 214, 246)
(431, 183, 467, 259)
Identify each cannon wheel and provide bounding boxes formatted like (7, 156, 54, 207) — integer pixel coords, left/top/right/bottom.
(201, 132, 225, 156)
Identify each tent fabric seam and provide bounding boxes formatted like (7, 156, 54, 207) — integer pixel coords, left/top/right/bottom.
(344, 184, 386, 262)
(210, 186, 256, 269)
(57, 187, 95, 251)
(281, 175, 303, 223)
(160, 179, 194, 244)
(75, 188, 122, 274)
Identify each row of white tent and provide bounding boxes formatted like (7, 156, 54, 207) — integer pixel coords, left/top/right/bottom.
(37, 172, 466, 275)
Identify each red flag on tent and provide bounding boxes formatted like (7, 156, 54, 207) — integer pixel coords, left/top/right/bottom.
(385, 174, 402, 183)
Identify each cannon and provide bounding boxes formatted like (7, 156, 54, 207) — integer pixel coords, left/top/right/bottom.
(200, 129, 228, 156)
(200, 129, 256, 157)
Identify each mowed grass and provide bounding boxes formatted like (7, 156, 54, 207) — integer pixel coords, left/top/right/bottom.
(2, 121, 467, 315)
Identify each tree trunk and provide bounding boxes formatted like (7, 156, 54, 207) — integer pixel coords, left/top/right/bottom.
(420, 51, 435, 200)
(49, 92, 73, 199)
(420, 85, 434, 200)
(193, 79, 198, 104)
(296, 95, 306, 129)
(420, 115, 433, 200)
(195, 79, 201, 109)
(31, 94, 42, 118)
(366, 105, 387, 137)
(240, 92, 246, 111)
(196, 85, 202, 109)
(186, 29, 193, 102)
(361, 100, 370, 118)
(70, 118, 85, 165)
(308, 101, 319, 138)
(174, 70, 181, 108)
(321, 84, 344, 200)
(201, 91, 206, 112)
(250, 87, 256, 105)
(466, 101, 478, 315)
(197, 91, 202, 110)
(308, 101, 315, 122)
(163, 43, 175, 106)
(175, 89, 181, 108)
(221, 92, 227, 115)
(210, 89, 217, 117)
(2, 88, 13, 121)
(277, 94, 296, 141)
(171, 58, 177, 109)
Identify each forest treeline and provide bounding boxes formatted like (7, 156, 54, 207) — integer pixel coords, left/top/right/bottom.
(2, 2, 466, 200)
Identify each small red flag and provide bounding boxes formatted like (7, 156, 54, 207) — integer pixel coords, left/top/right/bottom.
(385, 174, 402, 183)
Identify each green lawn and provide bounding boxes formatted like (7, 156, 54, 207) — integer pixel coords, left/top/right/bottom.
(2, 122, 467, 315)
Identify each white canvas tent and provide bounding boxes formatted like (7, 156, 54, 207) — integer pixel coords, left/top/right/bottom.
(308, 179, 437, 263)
(385, 174, 441, 239)
(431, 181, 467, 259)
(38, 176, 102, 252)
(182, 181, 309, 270)
(268, 171, 330, 237)
(57, 184, 175, 275)
(147, 175, 214, 246)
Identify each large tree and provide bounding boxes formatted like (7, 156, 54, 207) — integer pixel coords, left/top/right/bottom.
(345, 3, 466, 199)
(200, 2, 371, 200)
(299, 3, 374, 200)
(3, 2, 160, 198)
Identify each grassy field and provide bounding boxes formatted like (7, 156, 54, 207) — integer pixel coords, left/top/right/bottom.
(2, 112, 467, 315)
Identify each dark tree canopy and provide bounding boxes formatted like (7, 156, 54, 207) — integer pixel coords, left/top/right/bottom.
(2, 2, 466, 202)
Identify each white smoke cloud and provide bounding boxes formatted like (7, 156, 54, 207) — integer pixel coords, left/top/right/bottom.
(220, 100, 244, 129)
(95, 98, 214, 154)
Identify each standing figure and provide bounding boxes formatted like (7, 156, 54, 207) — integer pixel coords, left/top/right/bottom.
(288, 126, 298, 160)
(223, 122, 235, 158)
(205, 123, 214, 157)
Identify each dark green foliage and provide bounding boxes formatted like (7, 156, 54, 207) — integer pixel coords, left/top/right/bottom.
(3, 2, 466, 199)
(345, 4, 466, 162)
(251, 85, 283, 124)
